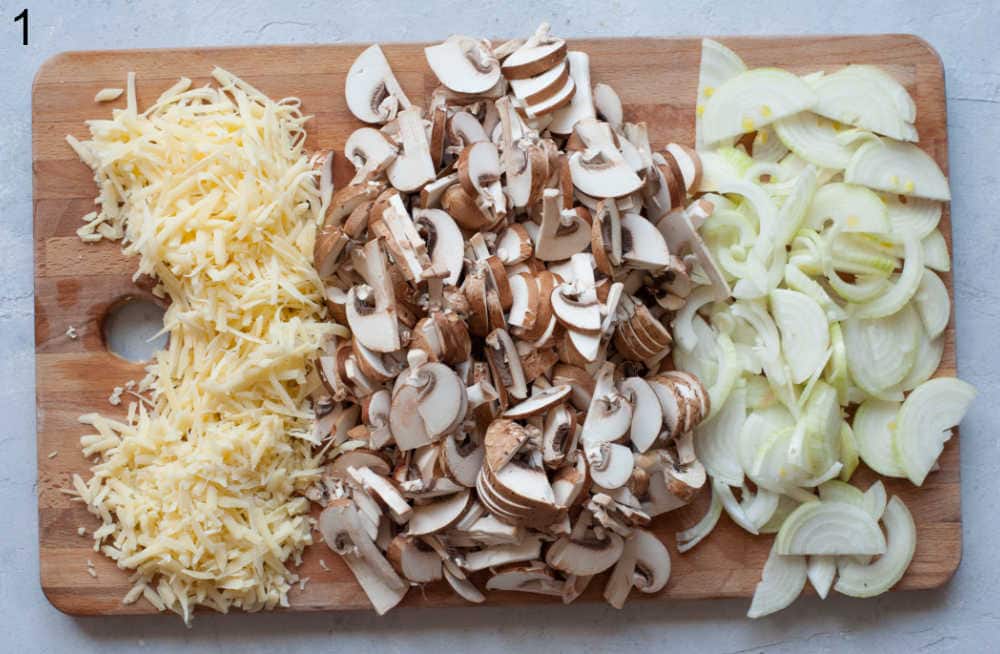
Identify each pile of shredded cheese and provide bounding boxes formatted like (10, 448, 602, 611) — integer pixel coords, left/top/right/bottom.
(67, 69, 343, 623)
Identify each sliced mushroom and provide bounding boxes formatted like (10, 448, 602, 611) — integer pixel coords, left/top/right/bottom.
(593, 83, 624, 129)
(484, 328, 528, 402)
(523, 76, 576, 117)
(501, 23, 567, 79)
(345, 127, 399, 184)
(586, 442, 635, 490)
(603, 528, 671, 608)
(496, 224, 534, 265)
(506, 272, 540, 331)
(542, 404, 579, 469)
(457, 141, 506, 220)
(620, 212, 671, 270)
(580, 362, 633, 445)
(407, 489, 471, 536)
(444, 566, 486, 603)
(534, 188, 592, 261)
(347, 239, 401, 353)
(462, 535, 543, 571)
(569, 118, 643, 198)
(413, 208, 464, 284)
(548, 51, 596, 135)
(546, 530, 624, 576)
(664, 143, 702, 192)
(386, 535, 443, 584)
(314, 225, 351, 278)
(485, 561, 564, 596)
(362, 389, 393, 449)
(655, 202, 730, 301)
(328, 448, 390, 480)
(440, 432, 484, 487)
(345, 44, 412, 125)
(347, 466, 412, 523)
(426, 36, 501, 95)
(448, 111, 490, 148)
(442, 183, 494, 230)
(551, 454, 588, 507)
(419, 172, 459, 209)
(510, 60, 570, 106)
(617, 377, 662, 453)
(503, 384, 572, 419)
(387, 107, 436, 192)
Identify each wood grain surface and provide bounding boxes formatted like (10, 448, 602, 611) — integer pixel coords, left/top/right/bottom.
(33, 35, 958, 617)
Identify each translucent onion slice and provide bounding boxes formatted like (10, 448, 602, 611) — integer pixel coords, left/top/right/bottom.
(807, 555, 837, 599)
(852, 398, 906, 478)
(752, 126, 789, 162)
(775, 501, 886, 555)
(843, 304, 920, 397)
(713, 478, 758, 534)
(898, 331, 944, 392)
(804, 182, 890, 233)
(772, 166, 819, 252)
(784, 263, 846, 322)
(894, 377, 977, 486)
(774, 111, 861, 170)
(696, 38, 747, 151)
(834, 496, 916, 598)
(809, 66, 918, 142)
(845, 140, 951, 201)
(863, 480, 888, 521)
(673, 286, 719, 352)
(770, 289, 830, 384)
(696, 387, 746, 486)
(818, 480, 864, 505)
(742, 487, 780, 530)
(825, 323, 850, 404)
(738, 407, 794, 480)
(760, 494, 809, 534)
(849, 232, 923, 319)
(794, 381, 841, 476)
(922, 229, 951, 272)
(883, 193, 941, 240)
(750, 426, 802, 493)
(747, 542, 807, 618)
(914, 269, 950, 339)
(707, 333, 741, 420)
(676, 486, 723, 553)
(702, 68, 817, 146)
(838, 420, 860, 482)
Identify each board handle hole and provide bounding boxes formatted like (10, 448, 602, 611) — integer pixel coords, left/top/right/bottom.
(101, 296, 167, 363)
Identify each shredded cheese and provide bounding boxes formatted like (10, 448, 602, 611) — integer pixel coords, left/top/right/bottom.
(94, 87, 124, 103)
(68, 68, 336, 623)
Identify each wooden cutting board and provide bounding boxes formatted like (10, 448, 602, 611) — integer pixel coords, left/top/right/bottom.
(33, 35, 958, 616)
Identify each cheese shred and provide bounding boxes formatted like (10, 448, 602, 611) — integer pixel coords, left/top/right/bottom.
(68, 69, 335, 623)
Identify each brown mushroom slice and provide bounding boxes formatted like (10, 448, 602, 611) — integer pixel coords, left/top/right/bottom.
(347, 466, 412, 523)
(425, 36, 501, 95)
(361, 389, 393, 450)
(386, 535, 443, 584)
(448, 111, 490, 148)
(603, 529, 671, 608)
(406, 489, 471, 537)
(440, 433, 484, 488)
(622, 122, 653, 169)
(641, 162, 675, 221)
(569, 120, 644, 198)
(548, 51, 596, 135)
(655, 152, 687, 211)
(485, 328, 528, 401)
(347, 239, 401, 353)
(418, 172, 458, 209)
(503, 384, 572, 419)
(551, 283, 602, 335)
(413, 208, 464, 285)
(551, 363, 595, 411)
(457, 141, 506, 220)
(462, 535, 543, 572)
(581, 363, 633, 445)
(345, 44, 412, 125)
(328, 447, 390, 480)
(483, 418, 529, 472)
(534, 188, 591, 261)
(617, 377, 663, 453)
(352, 339, 402, 383)
(314, 225, 351, 279)
(648, 376, 688, 440)
(376, 193, 434, 282)
(475, 473, 532, 525)
(663, 458, 707, 503)
(592, 82, 624, 129)
(501, 23, 567, 79)
(511, 60, 570, 105)
(495, 224, 534, 265)
(413, 359, 469, 438)
(641, 470, 689, 517)
(345, 127, 399, 184)
(524, 76, 576, 117)
(656, 203, 731, 301)
(587, 442, 635, 490)
(551, 454, 588, 507)
(442, 182, 493, 230)
(664, 143, 702, 192)
(591, 200, 623, 275)
(441, 565, 485, 603)
(489, 456, 558, 510)
(546, 531, 625, 576)
(387, 107, 436, 192)
(561, 574, 594, 605)
(486, 561, 564, 596)
(659, 370, 710, 420)
(506, 273, 539, 331)
(459, 513, 524, 545)
(542, 405, 578, 468)
(620, 212, 671, 270)
(328, 182, 386, 230)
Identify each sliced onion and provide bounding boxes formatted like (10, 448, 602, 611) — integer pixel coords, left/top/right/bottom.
(784, 263, 846, 322)
(747, 542, 807, 618)
(862, 480, 888, 521)
(825, 323, 850, 404)
(843, 304, 920, 397)
(775, 500, 886, 555)
(807, 555, 837, 599)
(752, 126, 789, 162)
(772, 166, 819, 251)
(793, 381, 841, 476)
(673, 286, 718, 352)
(852, 398, 906, 478)
(774, 111, 859, 170)
(884, 193, 941, 240)
(898, 331, 944, 392)
(838, 420, 860, 482)
(713, 478, 758, 534)
(805, 182, 890, 234)
(695, 386, 746, 486)
(849, 232, 923, 319)
(702, 68, 818, 145)
(738, 407, 794, 480)
(818, 480, 864, 505)
(770, 289, 829, 384)
(676, 486, 723, 553)
(760, 494, 810, 534)
(834, 496, 916, 597)
(895, 377, 977, 486)
(809, 66, 917, 142)
(696, 38, 747, 151)
(742, 486, 780, 530)
(914, 269, 950, 339)
(922, 229, 951, 272)
(845, 140, 951, 201)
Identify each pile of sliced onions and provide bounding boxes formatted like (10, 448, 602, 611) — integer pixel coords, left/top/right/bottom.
(679, 39, 976, 617)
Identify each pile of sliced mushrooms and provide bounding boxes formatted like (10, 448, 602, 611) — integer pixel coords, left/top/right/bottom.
(309, 23, 730, 614)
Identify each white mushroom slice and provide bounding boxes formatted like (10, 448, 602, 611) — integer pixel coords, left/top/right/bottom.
(441, 433, 484, 487)
(407, 489, 471, 536)
(386, 535, 443, 584)
(503, 384, 572, 418)
(327, 182, 385, 229)
(603, 529, 671, 608)
(546, 532, 625, 576)
(587, 442, 635, 490)
(561, 574, 594, 604)
(643, 470, 690, 517)
(319, 499, 408, 613)
(462, 535, 543, 571)
(618, 377, 663, 453)
(549, 283, 601, 335)
(581, 363, 634, 445)
(425, 36, 501, 95)
(662, 458, 707, 503)
(419, 172, 459, 209)
(352, 339, 403, 383)
(413, 208, 464, 285)
(448, 111, 490, 147)
(460, 513, 523, 545)
(502, 23, 568, 79)
(655, 202, 730, 301)
(569, 144, 643, 199)
(551, 455, 588, 507)
(534, 189, 591, 261)
(346, 241, 400, 353)
(506, 273, 539, 330)
(497, 224, 533, 265)
(543, 405, 578, 468)
(365, 389, 393, 449)
(411, 359, 468, 438)
(458, 141, 506, 219)
(525, 76, 576, 117)
(511, 60, 570, 105)
(387, 107, 436, 192)
(443, 566, 486, 603)
(486, 562, 564, 596)
(483, 418, 529, 472)
(620, 212, 671, 270)
(345, 44, 412, 125)
(328, 447, 390, 479)
(485, 329, 528, 400)
(347, 466, 412, 523)
(549, 51, 596, 135)
(593, 83, 624, 129)
(491, 453, 558, 509)
(376, 193, 434, 282)
(345, 127, 399, 184)
(314, 225, 350, 279)
(665, 143, 702, 191)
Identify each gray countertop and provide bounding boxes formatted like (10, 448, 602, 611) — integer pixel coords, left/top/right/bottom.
(3, 1, 998, 652)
